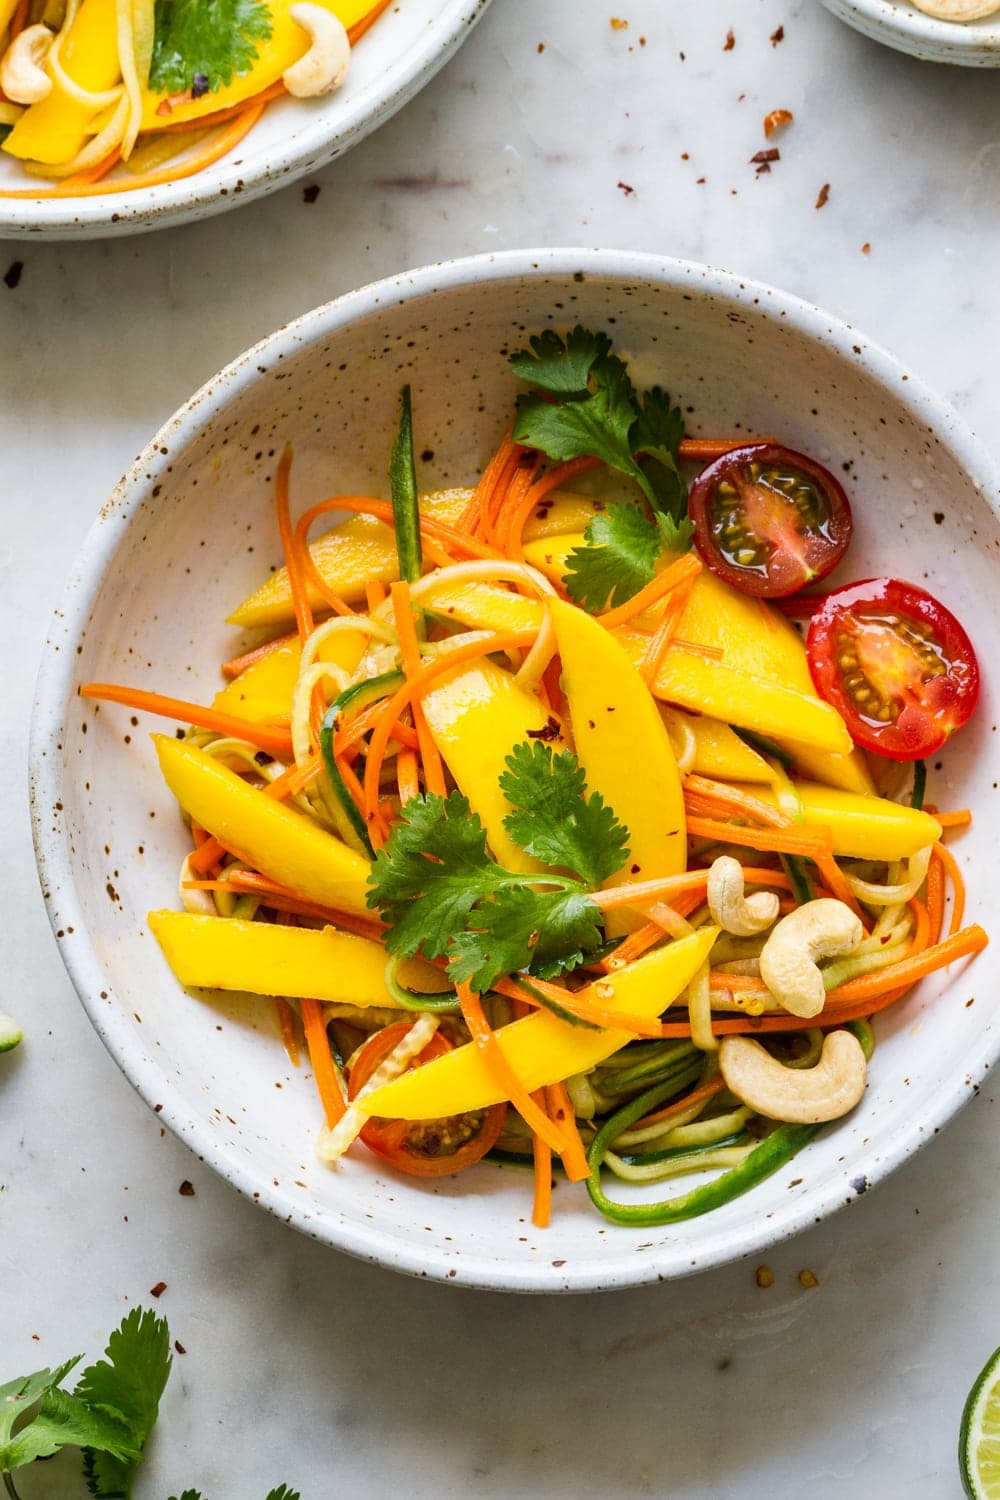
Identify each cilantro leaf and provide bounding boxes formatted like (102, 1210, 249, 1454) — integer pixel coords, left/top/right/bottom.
(168, 1492, 204, 1500)
(367, 792, 507, 961)
(563, 505, 662, 612)
(513, 356, 646, 501)
(507, 327, 612, 396)
(449, 887, 603, 993)
(632, 386, 687, 519)
(499, 742, 629, 888)
(78, 1308, 171, 1499)
(149, 0, 273, 95)
(267, 1488, 302, 1499)
(0, 1385, 138, 1472)
(0, 1360, 80, 1449)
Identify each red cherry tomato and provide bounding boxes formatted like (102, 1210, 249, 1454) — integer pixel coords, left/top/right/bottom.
(806, 578, 980, 761)
(347, 1021, 507, 1178)
(688, 443, 853, 597)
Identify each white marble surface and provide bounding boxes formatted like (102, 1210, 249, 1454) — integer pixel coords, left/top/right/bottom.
(2, 2, 999, 1496)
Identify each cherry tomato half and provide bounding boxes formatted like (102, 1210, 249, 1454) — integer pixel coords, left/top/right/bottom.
(806, 578, 980, 761)
(347, 1021, 508, 1178)
(688, 443, 853, 597)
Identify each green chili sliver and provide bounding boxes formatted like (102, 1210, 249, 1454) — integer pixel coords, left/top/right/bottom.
(389, 384, 422, 583)
(384, 955, 460, 1013)
(319, 670, 405, 858)
(780, 852, 815, 905)
(513, 976, 600, 1031)
(616, 1131, 748, 1168)
(586, 1074, 818, 1226)
(911, 759, 927, 812)
(733, 726, 796, 768)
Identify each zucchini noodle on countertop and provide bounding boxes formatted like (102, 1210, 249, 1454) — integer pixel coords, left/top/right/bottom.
(79, 326, 988, 1233)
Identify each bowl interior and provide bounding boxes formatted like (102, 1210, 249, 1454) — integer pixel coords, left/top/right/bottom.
(0, 0, 489, 237)
(35, 255, 1000, 1290)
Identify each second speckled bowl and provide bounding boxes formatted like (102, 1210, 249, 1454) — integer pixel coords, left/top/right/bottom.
(821, 0, 1000, 66)
(31, 249, 1000, 1291)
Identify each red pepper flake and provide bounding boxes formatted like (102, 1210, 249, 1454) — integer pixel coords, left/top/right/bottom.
(174, 1340, 187, 1355)
(178, 1180, 195, 1196)
(4, 260, 23, 290)
(815, 182, 830, 209)
(771, 24, 785, 44)
(696, 176, 706, 184)
(617, 180, 635, 196)
(680, 152, 689, 160)
(537, 41, 544, 52)
(763, 108, 793, 139)
(610, 16, 628, 28)
(724, 27, 735, 49)
(750, 149, 780, 165)
(302, 184, 320, 204)
(862, 242, 871, 254)
(150, 1281, 167, 1298)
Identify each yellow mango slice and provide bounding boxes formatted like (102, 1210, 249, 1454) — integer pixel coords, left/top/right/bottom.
(744, 782, 942, 862)
(154, 735, 371, 915)
(421, 581, 544, 637)
(138, 0, 372, 130)
(149, 911, 438, 1006)
(360, 931, 717, 1120)
(4, 0, 121, 164)
(549, 599, 685, 935)
(421, 660, 563, 872)
(212, 629, 366, 722)
(660, 707, 771, 784)
(782, 741, 875, 797)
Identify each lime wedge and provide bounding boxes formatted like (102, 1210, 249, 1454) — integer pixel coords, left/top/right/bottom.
(961, 1346, 1000, 1498)
(0, 1007, 21, 1053)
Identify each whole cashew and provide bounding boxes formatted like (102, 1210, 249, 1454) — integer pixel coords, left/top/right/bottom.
(284, 3, 351, 98)
(759, 898, 863, 1018)
(1, 24, 54, 105)
(707, 855, 780, 937)
(719, 1030, 868, 1124)
(910, 0, 999, 18)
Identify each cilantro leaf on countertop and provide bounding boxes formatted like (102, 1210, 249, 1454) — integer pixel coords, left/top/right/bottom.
(368, 745, 632, 992)
(149, 0, 273, 95)
(563, 507, 693, 613)
(79, 1308, 171, 1500)
(499, 742, 629, 889)
(0, 1381, 138, 1475)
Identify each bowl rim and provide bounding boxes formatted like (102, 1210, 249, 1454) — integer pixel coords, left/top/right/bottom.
(30, 247, 1000, 1292)
(820, 0, 1000, 56)
(0, 0, 492, 239)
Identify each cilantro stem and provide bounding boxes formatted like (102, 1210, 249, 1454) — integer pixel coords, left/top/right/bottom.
(3, 1472, 23, 1500)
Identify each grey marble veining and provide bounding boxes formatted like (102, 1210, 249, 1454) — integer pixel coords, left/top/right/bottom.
(2, 2, 999, 1495)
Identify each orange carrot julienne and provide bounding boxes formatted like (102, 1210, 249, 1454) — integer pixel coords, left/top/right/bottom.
(593, 865, 792, 912)
(597, 551, 703, 631)
(640, 576, 696, 687)
(396, 747, 420, 804)
(150, 79, 286, 134)
(391, 580, 446, 797)
(677, 437, 779, 462)
(211, 869, 386, 938)
(456, 434, 520, 535)
(531, 1092, 553, 1228)
(495, 975, 666, 1040)
(365, 580, 388, 612)
(296, 496, 501, 566)
(926, 847, 945, 946)
(275, 445, 314, 643)
(276, 997, 301, 1067)
(79, 683, 294, 759)
(931, 840, 965, 936)
(503, 456, 602, 561)
(456, 983, 568, 1154)
(301, 996, 346, 1126)
(686, 814, 832, 859)
(629, 1074, 727, 1132)
(933, 809, 972, 829)
(544, 1080, 590, 1182)
(0, 101, 266, 199)
(222, 631, 298, 679)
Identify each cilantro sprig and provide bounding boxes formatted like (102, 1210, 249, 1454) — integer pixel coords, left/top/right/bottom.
(149, 0, 273, 95)
(509, 327, 694, 612)
(1, 1309, 296, 1499)
(368, 742, 630, 993)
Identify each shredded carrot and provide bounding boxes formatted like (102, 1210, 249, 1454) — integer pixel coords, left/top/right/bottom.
(0, 101, 266, 199)
(456, 984, 567, 1154)
(455, 434, 520, 536)
(629, 1074, 727, 1132)
(502, 457, 603, 560)
(365, 580, 388, 612)
(79, 683, 294, 759)
(396, 747, 420, 804)
(301, 996, 346, 1126)
(597, 552, 703, 631)
(221, 631, 298, 679)
(925, 846, 945, 947)
(276, 997, 301, 1067)
(211, 870, 386, 939)
(347, 0, 395, 43)
(64, 148, 122, 189)
(480, 447, 533, 548)
(275, 445, 315, 643)
(296, 495, 501, 569)
(544, 1080, 590, 1182)
(495, 975, 666, 1040)
(362, 629, 537, 834)
(530, 1092, 553, 1228)
(187, 833, 226, 876)
(593, 865, 792, 912)
(677, 437, 778, 462)
(933, 809, 972, 830)
(390, 581, 446, 796)
(931, 840, 965, 936)
(686, 814, 832, 859)
(640, 576, 696, 686)
(151, 79, 286, 135)
(7, 0, 29, 39)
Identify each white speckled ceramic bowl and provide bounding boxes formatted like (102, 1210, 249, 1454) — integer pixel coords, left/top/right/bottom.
(821, 0, 1000, 65)
(31, 249, 1000, 1291)
(0, 0, 491, 240)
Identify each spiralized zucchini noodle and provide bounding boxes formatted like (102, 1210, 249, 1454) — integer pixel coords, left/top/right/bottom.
(0, 0, 391, 199)
(80, 336, 988, 1234)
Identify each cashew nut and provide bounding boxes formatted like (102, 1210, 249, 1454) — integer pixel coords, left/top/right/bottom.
(719, 1030, 867, 1124)
(707, 855, 780, 937)
(179, 854, 216, 917)
(759, 898, 863, 1018)
(911, 0, 999, 18)
(284, 4, 351, 98)
(1, 24, 54, 105)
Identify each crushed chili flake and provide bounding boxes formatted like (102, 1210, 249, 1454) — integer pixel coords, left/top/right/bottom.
(617, 180, 635, 196)
(4, 261, 23, 290)
(862, 242, 871, 254)
(763, 108, 793, 139)
(178, 1180, 195, 1196)
(724, 27, 735, 49)
(150, 1281, 168, 1298)
(610, 15, 628, 28)
(750, 149, 780, 165)
(815, 182, 830, 209)
(527, 715, 562, 741)
(302, 184, 321, 204)
(771, 24, 785, 44)
(174, 1340, 187, 1355)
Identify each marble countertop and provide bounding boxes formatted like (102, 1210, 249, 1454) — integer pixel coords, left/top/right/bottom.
(2, 2, 999, 1496)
